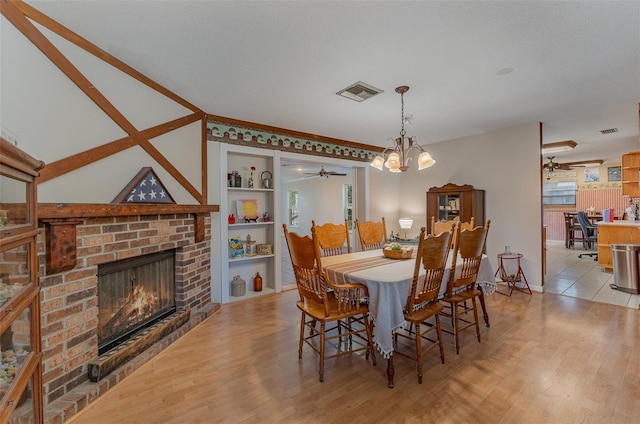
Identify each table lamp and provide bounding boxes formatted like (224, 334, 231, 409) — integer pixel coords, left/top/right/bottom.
(398, 218, 413, 239)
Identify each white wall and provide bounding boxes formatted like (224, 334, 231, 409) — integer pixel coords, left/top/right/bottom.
(395, 123, 543, 290)
(1, 14, 203, 205)
(369, 123, 543, 293)
(282, 172, 353, 237)
(368, 165, 401, 236)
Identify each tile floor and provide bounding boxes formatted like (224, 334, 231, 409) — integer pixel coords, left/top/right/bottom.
(544, 239, 640, 309)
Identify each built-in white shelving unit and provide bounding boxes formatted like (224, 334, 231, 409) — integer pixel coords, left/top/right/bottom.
(218, 143, 281, 303)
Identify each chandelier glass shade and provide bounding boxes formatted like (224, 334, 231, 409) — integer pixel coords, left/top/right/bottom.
(370, 86, 435, 172)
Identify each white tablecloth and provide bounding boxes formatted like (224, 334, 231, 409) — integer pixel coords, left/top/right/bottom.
(322, 250, 495, 358)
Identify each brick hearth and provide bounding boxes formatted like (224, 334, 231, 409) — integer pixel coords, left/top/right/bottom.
(33, 213, 216, 423)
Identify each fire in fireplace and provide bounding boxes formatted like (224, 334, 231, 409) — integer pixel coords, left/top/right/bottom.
(97, 250, 176, 354)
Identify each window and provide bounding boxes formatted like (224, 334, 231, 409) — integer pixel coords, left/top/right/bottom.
(289, 190, 299, 227)
(543, 181, 577, 206)
(343, 184, 353, 229)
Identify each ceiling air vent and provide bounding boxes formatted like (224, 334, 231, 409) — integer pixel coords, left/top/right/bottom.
(336, 81, 383, 102)
(599, 128, 618, 135)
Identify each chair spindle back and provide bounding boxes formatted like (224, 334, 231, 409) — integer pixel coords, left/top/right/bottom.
(355, 217, 388, 251)
(406, 224, 454, 313)
(311, 219, 351, 256)
(447, 220, 491, 293)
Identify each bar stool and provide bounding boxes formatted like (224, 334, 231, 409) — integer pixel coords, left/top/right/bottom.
(494, 251, 532, 296)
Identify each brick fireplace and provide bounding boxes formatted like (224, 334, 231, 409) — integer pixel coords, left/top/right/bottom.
(33, 207, 218, 423)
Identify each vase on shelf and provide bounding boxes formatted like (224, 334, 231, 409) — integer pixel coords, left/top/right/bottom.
(253, 272, 263, 292)
(248, 166, 255, 188)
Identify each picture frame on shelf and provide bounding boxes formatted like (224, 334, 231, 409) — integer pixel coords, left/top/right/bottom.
(236, 199, 259, 220)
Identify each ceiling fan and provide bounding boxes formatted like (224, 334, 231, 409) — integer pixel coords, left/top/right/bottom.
(543, 156, 569, 172)
(304, 166, 347, 178)
(544, 156, 605, 172)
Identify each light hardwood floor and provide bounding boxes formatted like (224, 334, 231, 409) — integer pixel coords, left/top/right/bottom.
(67, 284, 640, 424)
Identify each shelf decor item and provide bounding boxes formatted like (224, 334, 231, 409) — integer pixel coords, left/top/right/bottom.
(253, 272, 263, 292)
(231, 275, 246, 297)
(248, 166, 255, 188)
(245, 234, 256, 255)
(256, 243, 273, 255)
(229, 236, 245, 257)
(231, 170, 241, 187)
(112, 167, 175, 204)
(261, 171, 272, 189)
(228, 214, 236, 224)
(236, 199, 258, 220)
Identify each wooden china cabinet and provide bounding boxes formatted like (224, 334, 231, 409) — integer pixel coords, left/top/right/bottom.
(426, 183, 485, 234)
(0, 137, 44, 423)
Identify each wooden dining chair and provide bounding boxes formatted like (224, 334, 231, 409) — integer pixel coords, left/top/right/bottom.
(563, 212, 584, 249)
(311, 219, 351, 256)
(440, 219, 490, 354)
(355, 217, 387, 251)
(431, 216, 474, 249)
(394, 224, 454, 383)
(283, 224, 376, 382)
(431, 216, 474, 235)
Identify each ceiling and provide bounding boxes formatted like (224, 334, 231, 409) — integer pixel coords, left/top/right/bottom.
(25, 1, 640, 165)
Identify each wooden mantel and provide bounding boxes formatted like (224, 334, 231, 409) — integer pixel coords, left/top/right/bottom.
(38, 203, 219, 274)
(38, 203, 219, 218)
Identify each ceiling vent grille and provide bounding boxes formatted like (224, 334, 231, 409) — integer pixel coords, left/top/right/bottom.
(336, 81, 383, 102)
(599, 128, 619, 135)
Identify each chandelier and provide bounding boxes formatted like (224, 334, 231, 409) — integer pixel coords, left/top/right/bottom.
(370, 86, 435, 173)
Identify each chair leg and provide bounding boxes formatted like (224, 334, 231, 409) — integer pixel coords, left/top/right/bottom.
(319, 321, 326, 382)
(472, 298, 481, 343)
(415, 322, 423, 384)
(435, 314, 445, 364)
(453, 303, 460, 355)
(299, 312, 305, 359)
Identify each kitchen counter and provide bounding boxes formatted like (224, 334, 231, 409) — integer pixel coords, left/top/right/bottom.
(597, 221, 640, 270)
(597, 221, 640, 226)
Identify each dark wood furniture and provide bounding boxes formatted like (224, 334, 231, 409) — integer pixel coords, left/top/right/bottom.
(564, 212, 585, 249)
(0, 137, 44, 423)
(426, 184, 484, 234)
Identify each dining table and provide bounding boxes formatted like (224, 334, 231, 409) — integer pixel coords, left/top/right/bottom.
(322, 249, 495, 388)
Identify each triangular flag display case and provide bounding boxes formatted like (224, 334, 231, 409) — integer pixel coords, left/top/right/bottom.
(112, 167, 175, 204)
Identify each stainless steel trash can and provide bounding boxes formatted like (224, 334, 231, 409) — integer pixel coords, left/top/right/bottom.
(610, 244, 640, 294)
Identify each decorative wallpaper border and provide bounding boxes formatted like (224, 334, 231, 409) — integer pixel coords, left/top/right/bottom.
(578, 182, 622, 190)
(206, 120, 379, 163)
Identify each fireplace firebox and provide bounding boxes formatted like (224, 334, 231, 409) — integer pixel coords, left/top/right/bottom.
(97, 250, 176, 354)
